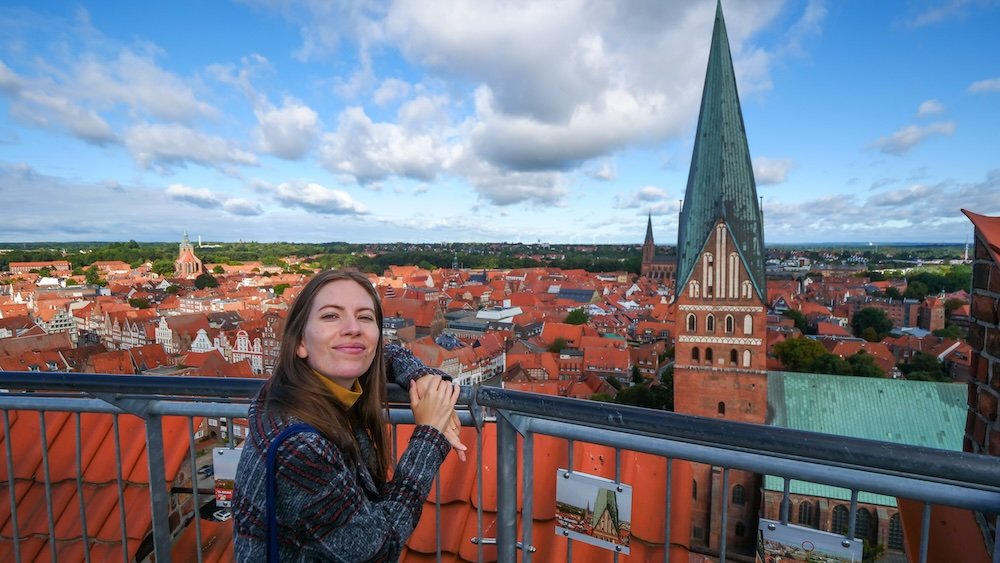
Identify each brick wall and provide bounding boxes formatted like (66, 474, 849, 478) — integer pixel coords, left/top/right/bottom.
(965, 234, 1000, 456)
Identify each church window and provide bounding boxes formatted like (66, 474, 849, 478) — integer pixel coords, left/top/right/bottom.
(731, 484, 745, 505)
(717, 401, 726, 415)
(706, 314, 715, 333)
(743, 314, 753, 335)
(729, 349, 738, 366)
(743, 350, 751, 367)
(798, 501, 815, 527)
(687, 314, 696, 332)
(855, 508, 875, 543)
(725, 314, 734, 333)
(888, 513, 903, 550)
(705, 348, 714, 364)
(741, 280, 753, 299)
(692, 479, 698, 500)
(689, 280, 700, 298)
(831, 505, 849, 534)
(692, 347, 700, 362)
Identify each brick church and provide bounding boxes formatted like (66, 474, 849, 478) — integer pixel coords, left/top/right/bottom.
(670, 0, 769, 552)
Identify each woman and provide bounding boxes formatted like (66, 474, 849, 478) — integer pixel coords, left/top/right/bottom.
(233, 270, 462, 562)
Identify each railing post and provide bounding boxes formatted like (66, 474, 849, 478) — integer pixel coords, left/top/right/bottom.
(497, 412, 518, 563)
(145, 413, 172, 563)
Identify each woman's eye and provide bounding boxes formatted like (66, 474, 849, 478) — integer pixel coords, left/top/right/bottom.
(359, 315, 375, 322)
(322, 313, 339, 320)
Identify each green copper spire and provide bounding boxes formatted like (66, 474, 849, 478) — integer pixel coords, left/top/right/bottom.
(675, 0, 766, 300)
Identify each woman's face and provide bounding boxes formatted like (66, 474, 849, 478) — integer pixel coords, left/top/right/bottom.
(296, 279, 380, 388)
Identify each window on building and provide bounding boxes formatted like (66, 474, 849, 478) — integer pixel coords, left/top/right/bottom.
(831, 505, 849, 535)
(717, 401, 726, 416)
(687, 313, 696, 332)
(689, 281, 700, 298)
(692, 347, 701, 362)
(743, 349, 751, 367)
(731, 484, 745, 505)
(730, 349, 738, 366)
(735, 521, 746, 538)
(706, 314, 716, 333)
(743, 314, 753, 335)
(692, 479, 698, 500)
(725, 314, 735, 333)
(855, 508, 874, 542)
(693, 525, 703, 539)
(705, 348, 714, 364)
(798, 501, 815, 527)
(888, 513, 904, 550)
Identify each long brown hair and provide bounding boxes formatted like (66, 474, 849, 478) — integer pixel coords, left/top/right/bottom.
(263, 269, 391, 484)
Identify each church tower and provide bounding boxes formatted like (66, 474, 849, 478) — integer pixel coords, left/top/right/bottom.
(673, 1, 768, 553)
(640, 213, 656, 276)
(174, 230, 204, 279)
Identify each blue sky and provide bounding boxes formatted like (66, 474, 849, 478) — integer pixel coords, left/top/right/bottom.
(1, 0, 998, 245)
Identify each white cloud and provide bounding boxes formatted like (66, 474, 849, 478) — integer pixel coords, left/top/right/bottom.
(11, 90, 115, 143)
(166, 184, 222, 208)
(868, 122, 956, 155)
(319, 106, 448, 184)
(968, 77, 1000, 93)
(586, 162, 616, 181)
(615, 185, 669, 208)
(125, 123, 258, 172)
(257, 178, 369, 215)
(223, 198, 265, 216)
(373, 77, 412, 105)
(916, 99, 944, 117)
(255, 97, 320, 159)
(0, 60, 24, 92)
(753, 157, 794, 185)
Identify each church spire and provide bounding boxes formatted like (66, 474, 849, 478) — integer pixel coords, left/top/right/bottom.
(644, 212, 655, 247)
(675, 0, 766, 300)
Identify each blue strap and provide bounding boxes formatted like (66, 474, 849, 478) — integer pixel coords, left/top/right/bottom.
(266, 423, 319, 563)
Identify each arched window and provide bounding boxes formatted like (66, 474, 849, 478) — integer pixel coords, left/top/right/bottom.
(689, 280, 700, 298)
(831, 505, 849, 535)
(888, 513, 904, 550)
(798, 501, 815, 527)
(735, 521, 746, 538)
(717, 401, 726, 416)
(692, 479, 698, 500)
(730, 349, 738, 366)
(743, 314, 753, 335)
(855, 508, 874, 542)
(706, 314, 716, 333)
(741, 280, 753, 299)
(743, 349, 752, 367)
(725, 314, 735, 333)
(705, 348, 714, 364)
(692, 347, 701, 363)
(687, 313, 696, 332)
(731, 484, 745, 505)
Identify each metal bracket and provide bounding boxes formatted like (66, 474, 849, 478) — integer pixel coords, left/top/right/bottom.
(91, 393, 152, 418)
(495, 410, 531, 437)
(469, 383, 485, 433)
(470, 537, 537, 553)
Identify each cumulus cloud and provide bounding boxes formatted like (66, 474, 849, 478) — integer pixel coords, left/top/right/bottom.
(223, 198, 265, 216)
(166, 184, 222, 208)
(255, 98, 320, 159)
(586, 162, 616, 181)
(868, 122, 956, 155)
(373, 77, 412, 105)
(0, 60, 23, 92)
(907, 0, 993, 27)
(319, 106, 448, 184)
(125, 123, 258, 172)
(753, 157, 794, 185)
(11, 90, 115, 143)
(968, 77, 1000, 93)
(256, 178, 369, 215)
(916, 99, 944, 117)
(615, 185, 669, 209)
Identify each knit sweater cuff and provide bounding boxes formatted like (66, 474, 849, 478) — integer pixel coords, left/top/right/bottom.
(411, 424, 452, 460)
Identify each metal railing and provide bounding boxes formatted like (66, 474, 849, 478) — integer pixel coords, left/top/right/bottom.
(0, 371, 998, 563)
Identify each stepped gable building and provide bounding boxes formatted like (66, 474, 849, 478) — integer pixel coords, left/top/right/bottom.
(640, 213, 676, 283)
(174, 231, 203, 279)
(672, 1, 769, 553)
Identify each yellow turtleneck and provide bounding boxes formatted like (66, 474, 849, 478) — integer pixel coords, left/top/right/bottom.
(315, 372, 363, 409)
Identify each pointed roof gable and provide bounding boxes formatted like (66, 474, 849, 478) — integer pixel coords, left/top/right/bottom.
(676, 0, 765, 299)
(644, 212, 654, 246)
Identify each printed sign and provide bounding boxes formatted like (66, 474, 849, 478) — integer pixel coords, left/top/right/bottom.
(554, 469, 632, 554)
(213, 447, 242, 507)
(756, 519, 863, 563)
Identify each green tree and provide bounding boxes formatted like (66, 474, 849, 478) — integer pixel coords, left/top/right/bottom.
(212, 265, 225, 275)
(84, 267, 103, 286)
(547, 337, 568, 354)
(564, 308, 589, 325)
(782, 310, 809, 334)
(273, 283, 290, 296)
(898, 352, 949, 382)
(773, 337, 827, 372)
(932, 324, 963, 339)
(851, 308, 893, 341)
(606, 375, 623, 391)
(903, 280, 928, 300)
(944, 298, 966, 320)
(65, 279, 78, 287)
(152, 259, 175, 277)
(591, 393, 615, 403)
(194, 273, 219, 289)
(165, 285, 180, 295)
(37, 267, 52, 277)
(809, 353, 852, 375)
(884, 287, 902, 300)
(847, 351, 884, 378)
(631, 365, 644, 385)
(128, 297, 150, 309)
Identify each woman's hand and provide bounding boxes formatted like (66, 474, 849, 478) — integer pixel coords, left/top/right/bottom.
(410, 375, 468, 461)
